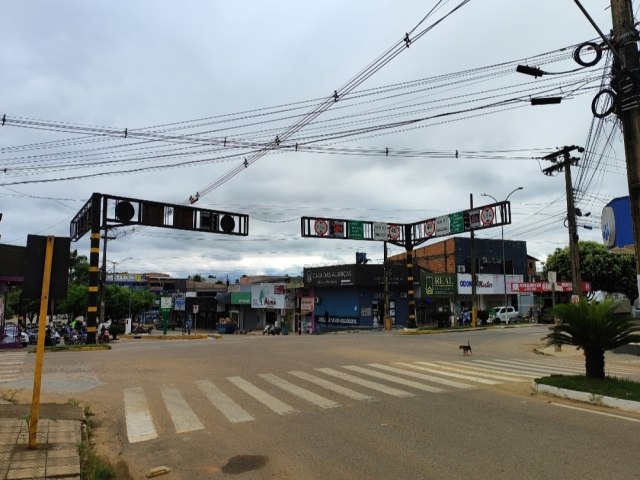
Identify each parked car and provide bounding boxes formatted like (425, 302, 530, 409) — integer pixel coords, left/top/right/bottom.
(487, 306, 521, 324)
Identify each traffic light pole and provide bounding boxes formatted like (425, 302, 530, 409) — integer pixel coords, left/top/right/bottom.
(403, 224, 417, 329)
(469, 194, 478, 327)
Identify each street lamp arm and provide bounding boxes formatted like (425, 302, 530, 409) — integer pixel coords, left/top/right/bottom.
(506, 186, 524, 201)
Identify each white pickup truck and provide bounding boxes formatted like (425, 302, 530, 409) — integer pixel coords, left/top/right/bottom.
(487, 306, 521, 324)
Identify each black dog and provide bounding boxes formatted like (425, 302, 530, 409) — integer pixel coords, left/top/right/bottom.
(459, 341, 472, 356)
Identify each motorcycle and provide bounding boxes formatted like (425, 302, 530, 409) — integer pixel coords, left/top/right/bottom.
(98, 329, 110, 343)
(264, 323, 282, 336)
(63, 331, 80, 345)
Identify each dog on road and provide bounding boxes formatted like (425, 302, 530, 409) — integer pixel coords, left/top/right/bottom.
(459, 341, 472, 356)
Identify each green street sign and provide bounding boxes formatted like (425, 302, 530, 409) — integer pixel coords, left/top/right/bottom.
(348, 221, 365, 239)
(449, 211, 464, 234)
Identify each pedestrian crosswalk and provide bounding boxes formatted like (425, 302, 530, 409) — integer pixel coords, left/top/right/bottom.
(122, 357, 640, 443)
(0, 351, 27, 384)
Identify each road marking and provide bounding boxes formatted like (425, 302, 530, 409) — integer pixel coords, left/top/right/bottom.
(197, 380, 254, 423)
(403, 362, 501, 384)
(443, 361, 534, 380)
(160, 386, 205, 433)
(259, 373, 340, 409)
(551, 402, 640, 423)
(342, 365, 445, 393)
(471, 360, 554, 376)
(227, 376, 297, 415)
(369, 363, 474, 389)
(495, 359, 582, 375)
(288, 370, 375, 401)
(124, 387, 158, 443)
(316, 367, 414, 397)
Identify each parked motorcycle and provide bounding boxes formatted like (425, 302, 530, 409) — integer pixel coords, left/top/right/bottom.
(263, 323, 282, 336)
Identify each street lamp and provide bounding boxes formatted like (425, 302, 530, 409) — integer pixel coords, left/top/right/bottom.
(110, 257, 132, 283)
(481, 187, 524, 310)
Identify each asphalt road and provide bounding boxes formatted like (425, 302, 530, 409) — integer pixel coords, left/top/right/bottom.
(4, 326, 640, 479)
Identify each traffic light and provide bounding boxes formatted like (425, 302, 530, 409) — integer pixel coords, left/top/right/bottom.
(463, 212, 471, 231)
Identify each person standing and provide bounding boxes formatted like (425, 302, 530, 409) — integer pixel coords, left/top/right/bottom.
(185, 318, 192, 335)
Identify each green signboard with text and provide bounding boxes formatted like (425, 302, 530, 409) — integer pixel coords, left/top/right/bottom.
(421, 272, 456, 297)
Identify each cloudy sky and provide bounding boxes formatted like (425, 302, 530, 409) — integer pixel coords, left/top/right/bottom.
(0, 1, 630, 280)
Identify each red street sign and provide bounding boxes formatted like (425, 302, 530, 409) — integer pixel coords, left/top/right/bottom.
(424, 220, 436, 237)
(314, 219, 328, 236)
(480, 206, 495, 226)
(388, 224, 401, 240)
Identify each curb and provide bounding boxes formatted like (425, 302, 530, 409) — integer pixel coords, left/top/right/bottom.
(532, 381, 640, 414)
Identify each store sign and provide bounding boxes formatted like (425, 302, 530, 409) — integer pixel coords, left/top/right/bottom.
(251, 283, 285, 309)
(457, 274, 524, 294)
(511, 281, 592, 293)
(421, 272, 455, 297)
(300, 297, 315, 313)
(304, 266, 354, 287)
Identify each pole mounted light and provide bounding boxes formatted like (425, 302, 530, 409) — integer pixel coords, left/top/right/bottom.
(481, 187, 524, 311)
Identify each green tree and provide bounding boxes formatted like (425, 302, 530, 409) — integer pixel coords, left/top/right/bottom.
(543, 241, 637, 301)
(56, 284, 88, 321)
(69, 249, 90, 285)
(544, 298, 640, 378)
(192, 274, 203, 282)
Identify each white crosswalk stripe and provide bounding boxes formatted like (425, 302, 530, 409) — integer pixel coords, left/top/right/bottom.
(288, 370, 375, 401)
(124, 387, 158, 443)
(197, 380, 254, 423)
(342, 365, 445, 393)
(316, 367, 414, 397)
(407, 362, 505, 384)
(367, 363, 475, 389)
(258, 373, 340, 409)
(161, 386, 205, 433)
(0, 351, 27, 383)
(120, 356, 639, 443)
(227, 376, 297, 415)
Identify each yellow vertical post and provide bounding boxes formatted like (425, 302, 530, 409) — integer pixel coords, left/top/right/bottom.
(28, 235, 54, 449)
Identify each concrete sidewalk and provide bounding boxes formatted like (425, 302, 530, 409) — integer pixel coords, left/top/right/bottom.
(0, 403, 84, 480)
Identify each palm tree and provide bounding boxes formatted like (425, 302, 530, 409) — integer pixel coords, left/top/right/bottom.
(544, 298, 640, 378)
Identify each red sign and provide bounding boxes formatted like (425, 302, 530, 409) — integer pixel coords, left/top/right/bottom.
(511, 281, 592, 293)
(314, 219, 328, 236)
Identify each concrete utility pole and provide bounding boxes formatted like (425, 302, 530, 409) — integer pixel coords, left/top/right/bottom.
(542, 146, 584, 297)
(609, 0, 640, 299)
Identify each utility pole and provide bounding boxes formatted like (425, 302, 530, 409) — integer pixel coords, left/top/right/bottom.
(543, 146, 584, 297)
(610, 0, 640, 300)
(469, 194, 478, 327)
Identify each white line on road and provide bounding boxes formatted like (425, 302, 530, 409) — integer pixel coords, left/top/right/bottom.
(227, 376, 297, 415)
(551, 402, 640, 423)
(343, 365, 445, 393)
(403, 362, 501, 384)
(369, 363, 475, 389)
(316, 368, 414, 397)
(259, 373, 340, 409)
(197, 380, 254, 423)
(442, 361, 533, 381)
(288, 370, 375, 401)
(471, 360, 556, 376)
(160, 386, 205, 433)
(124, 387, 158, 443)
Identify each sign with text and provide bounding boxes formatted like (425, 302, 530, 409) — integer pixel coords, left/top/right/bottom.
(251, 283, 285, 309)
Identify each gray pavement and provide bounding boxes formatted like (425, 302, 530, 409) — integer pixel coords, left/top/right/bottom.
(0, 403, 84, 480)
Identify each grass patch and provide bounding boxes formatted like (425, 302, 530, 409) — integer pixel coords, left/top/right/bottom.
(535, 375, 640, 402)
(78, 443, 117, 480)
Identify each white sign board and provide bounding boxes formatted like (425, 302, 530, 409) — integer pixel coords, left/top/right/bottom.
(435, 215, 450, 236)
(373, 222, 388, 241)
